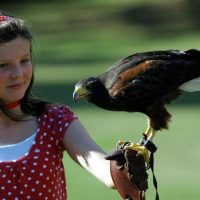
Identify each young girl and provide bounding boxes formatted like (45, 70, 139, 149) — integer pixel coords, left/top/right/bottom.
(0, 11, 114, 199)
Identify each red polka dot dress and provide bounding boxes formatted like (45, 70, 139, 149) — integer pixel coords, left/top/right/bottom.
(0, 105, 77, 200)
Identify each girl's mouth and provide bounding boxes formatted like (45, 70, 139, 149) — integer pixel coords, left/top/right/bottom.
(7, 82, 25, 89)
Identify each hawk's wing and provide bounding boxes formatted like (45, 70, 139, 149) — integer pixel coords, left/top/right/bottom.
(101, 50, 182, 91)
(104, 57, 200, 107)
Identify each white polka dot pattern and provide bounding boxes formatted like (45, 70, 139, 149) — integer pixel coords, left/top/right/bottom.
(0, 105, 77, 199)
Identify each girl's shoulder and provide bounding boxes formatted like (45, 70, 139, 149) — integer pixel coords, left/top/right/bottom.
(43, 103, 77, 121)
(38, 104, 78, 139)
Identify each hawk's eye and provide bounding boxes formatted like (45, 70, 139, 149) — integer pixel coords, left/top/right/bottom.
(86, 80, 94, 89)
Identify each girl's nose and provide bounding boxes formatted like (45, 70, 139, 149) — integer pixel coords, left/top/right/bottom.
(10, 65, 23, 78)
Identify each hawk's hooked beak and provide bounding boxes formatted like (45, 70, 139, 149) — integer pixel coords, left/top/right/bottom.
(73, 86, 90, 102)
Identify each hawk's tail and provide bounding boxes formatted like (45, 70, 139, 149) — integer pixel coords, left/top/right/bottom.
(179, 77, 200, 92)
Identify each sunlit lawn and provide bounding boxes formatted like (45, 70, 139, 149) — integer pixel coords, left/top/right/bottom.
(64, 106, 200, 200)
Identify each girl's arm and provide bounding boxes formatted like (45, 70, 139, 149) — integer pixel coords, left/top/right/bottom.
(63, 119, 114, 188)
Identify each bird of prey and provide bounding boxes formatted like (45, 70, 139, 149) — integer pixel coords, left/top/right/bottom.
(73, 49, 200, 153)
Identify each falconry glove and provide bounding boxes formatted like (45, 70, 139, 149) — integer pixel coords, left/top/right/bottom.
(105, 142, 148, 200)
(106, 142, 148, 191)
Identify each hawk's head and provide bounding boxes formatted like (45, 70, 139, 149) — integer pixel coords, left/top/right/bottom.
(73, 77, 99, 102)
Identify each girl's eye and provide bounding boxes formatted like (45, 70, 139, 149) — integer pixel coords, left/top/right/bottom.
(0, 64, 7, 68)
(21, 59, 30, 64)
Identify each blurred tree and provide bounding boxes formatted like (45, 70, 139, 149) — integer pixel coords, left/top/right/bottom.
(118, 0, 200, 37)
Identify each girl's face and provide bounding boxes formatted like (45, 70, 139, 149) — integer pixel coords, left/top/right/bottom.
(0, 37, 32, 104)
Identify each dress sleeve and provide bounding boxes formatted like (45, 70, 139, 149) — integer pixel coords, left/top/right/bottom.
(46, 104, 78, 142)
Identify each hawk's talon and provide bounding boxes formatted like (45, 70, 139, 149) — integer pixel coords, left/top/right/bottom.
(116, 140, 131, 150)
(117, 141, 150, 164)
(125, 143, 150, 164)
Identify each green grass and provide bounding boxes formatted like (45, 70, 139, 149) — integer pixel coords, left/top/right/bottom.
(64, 106, 200, 200)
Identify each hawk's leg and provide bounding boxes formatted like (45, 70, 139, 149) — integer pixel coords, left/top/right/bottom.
(144, 125, 157, 141)
(144, 118, 157, 140)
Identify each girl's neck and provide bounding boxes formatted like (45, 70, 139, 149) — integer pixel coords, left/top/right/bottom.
(5, 100, 21, 110)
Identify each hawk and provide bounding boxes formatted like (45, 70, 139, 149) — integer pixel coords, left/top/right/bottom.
(73, 49, 200, 152)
